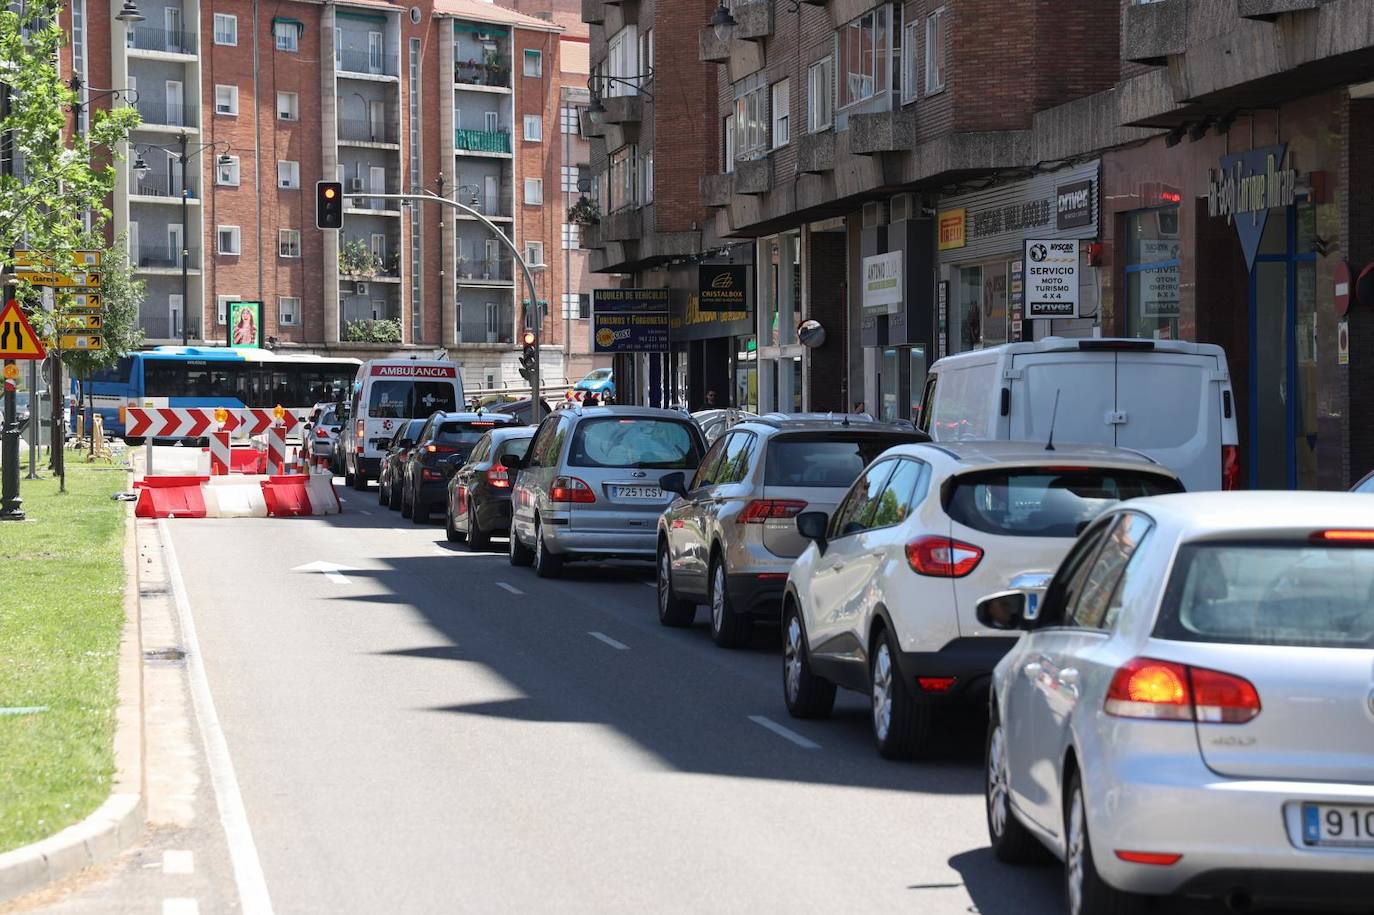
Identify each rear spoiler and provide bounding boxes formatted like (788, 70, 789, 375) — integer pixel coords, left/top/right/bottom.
(1076, 340, 1155, 352)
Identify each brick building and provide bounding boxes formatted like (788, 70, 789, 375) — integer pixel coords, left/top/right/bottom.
(64, 0, 600, 391)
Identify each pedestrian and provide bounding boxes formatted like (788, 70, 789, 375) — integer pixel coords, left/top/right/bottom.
(582, 391, 600, 406)
(852, 400, 865, 414)
(704, 389, 718, 408)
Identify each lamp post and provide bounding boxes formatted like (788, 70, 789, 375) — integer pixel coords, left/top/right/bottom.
(133, 135, 233, 345)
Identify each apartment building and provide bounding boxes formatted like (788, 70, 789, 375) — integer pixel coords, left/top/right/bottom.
(65, 0, 583, 389)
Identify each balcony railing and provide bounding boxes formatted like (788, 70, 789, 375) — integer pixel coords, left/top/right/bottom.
(454, 128, 510, 154)
(457, 300, 514, 345)
(454, 59, 510, 88)
(337, 48, 393, 77)
(133, 243, 200, 270)
(456, 257, 512, 282)
(126, 25, 197, 54)
(139, 308, 200, 341)
(135, 98, 197, 128)
(338, 119, 397, 144)
(131, 176, 199, 199)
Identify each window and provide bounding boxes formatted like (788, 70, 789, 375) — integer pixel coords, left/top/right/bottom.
(368, 31, 383, 73)
(561, 293, 590, 319)
(523, 115, 542, 142)
(561, 164, 578, 193)
(569, 417, 702, 470)
(484, 110, 499, 133)
(215, 85, 238, 116)
(214, 14, 237, 46)
(828, 460, 898, 538)
(524, 178, 543, 205)
(608, 145, 636, 211)
(638, 148, 653, 205)
(273, 20, 298, 52)
(562, 222, 579, 249)
(370, 233, 386, 264)
(526, 241, 545, 266)
(925, 7, 946, 94)
(523, 49, 542, 77)
(946, 468, 1179, 538)
(1125, 206, 1181, 340)
(639, 28, 654, 76)
(277, 161, 299, 189)
(278, 296, 300, 326)
(217, 226, 241, 255)
(770, 79, 790, 149)
(216, 155, 240, 187)
(560, 105, 579, 134)
(1065, 513, 1152, 631)
(277, 91, 298, 121)
(901, 20, 919, 104)
(723, 115, 735, 173)
(216, 294, 239, 325)
(278, 229, 301, 258)
(734, 78, 766, 157)
(807, 57, 833, 132)
(606, 25, 639, 96)
(765, 432, 917, 487)
(714, 432, 758, 484)
(838, 6, 891, 108)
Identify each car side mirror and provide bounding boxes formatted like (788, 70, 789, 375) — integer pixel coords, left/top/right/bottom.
(500, 453, 525, 471)
(975, 591, 1028, 631)
(795, 511, 829, 553)
(659, 471, 687, 497)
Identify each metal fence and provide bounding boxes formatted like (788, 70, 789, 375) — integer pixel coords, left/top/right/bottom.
(131, 176, 199, 199)
(133, 243, 200, 270)
(336, 48, 393, 77)
(338, 118, 397, 144)
(135, 98, 197, 128)
(126, 26, 197, 54)
(454, 129, 510, 154)
(456, 257, 513, 282)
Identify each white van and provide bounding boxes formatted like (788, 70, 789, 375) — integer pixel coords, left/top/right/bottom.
(915, 338, 1239, 491)
(341, 358, 464, 489)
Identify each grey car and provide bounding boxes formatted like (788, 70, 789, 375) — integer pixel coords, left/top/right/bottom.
(979, 491, 1374, 914)
(656, 414, 926, 647)
(506, 406, 707, 578)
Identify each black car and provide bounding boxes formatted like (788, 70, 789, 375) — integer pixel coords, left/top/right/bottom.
(378, 419, 428, 510)
(401, 412, 521, 523)
(488, 398, 553, 426)
(445, 426, 535, 549)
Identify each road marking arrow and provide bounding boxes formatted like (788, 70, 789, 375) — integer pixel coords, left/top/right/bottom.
(290, 561, 357, 585)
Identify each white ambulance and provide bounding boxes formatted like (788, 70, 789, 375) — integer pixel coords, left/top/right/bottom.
(340, 358, 463, 489)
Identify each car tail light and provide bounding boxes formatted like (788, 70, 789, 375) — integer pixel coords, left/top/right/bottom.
(1222, 445, 1240, 490)
(486, 466, 511, 488)
(550, 476, 596, 503)
(1105, 657, 1259, 723)
(1114, 851, 1181, 866)
(738, 499, 807, 523)
(422, 468, 444, 481)
(905, 536, 983, 577)
(1312, 529, 1374, 543)
(356, 419, 364, 440)
(916, 677, 957, 693)
(315, 426, 329, 438)
(426, 444, 458, 454)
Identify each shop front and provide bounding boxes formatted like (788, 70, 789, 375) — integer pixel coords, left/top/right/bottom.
(858, 218, 936, 423)
(671, 258, 756, 412)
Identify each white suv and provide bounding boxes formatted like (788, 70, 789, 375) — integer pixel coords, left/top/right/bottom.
(782, 441, 1182, 760)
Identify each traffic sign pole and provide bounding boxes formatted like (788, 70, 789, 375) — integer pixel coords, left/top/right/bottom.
(2, 360, 23, 520)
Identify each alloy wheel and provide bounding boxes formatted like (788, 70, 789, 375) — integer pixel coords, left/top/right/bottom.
(1066, 786, 1087, 915)
(987, 722, 1010, 838)
(872, 642, 894, 742)
(784, 615, 804, 703)
(535, 522, 545, 565)
(658, 551, 671, 617)
(711, 563, 726, 633)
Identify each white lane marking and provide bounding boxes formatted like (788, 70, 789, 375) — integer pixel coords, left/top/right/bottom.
(290, 560, 356, 585)
(160, 520, 276, 915)
(588, 631, 629, 650)
(357, 509, 373, 516)
(162, 900, 199, 915)
(162, 849, 195, 875)
(495, 581, 523, 595)
(748, 715, 821, 750)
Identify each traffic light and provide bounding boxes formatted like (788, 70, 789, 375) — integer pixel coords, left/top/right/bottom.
(316, 181, 343, 229)
(518, 331, 537, 383)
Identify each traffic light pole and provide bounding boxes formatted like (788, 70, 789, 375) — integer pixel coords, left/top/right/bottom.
(320, 191, 542, 413)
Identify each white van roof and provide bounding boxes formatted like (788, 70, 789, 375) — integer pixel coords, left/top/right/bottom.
(931, 336, 1225, 369)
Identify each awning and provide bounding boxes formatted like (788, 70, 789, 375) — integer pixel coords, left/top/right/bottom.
(337, 10, 386, 23)
(271, 16, 304, 36)
(455, 21, 508, 35)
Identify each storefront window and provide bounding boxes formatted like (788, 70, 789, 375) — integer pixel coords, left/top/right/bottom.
(1124, 206, 1181, 339)
(879, 347, 899, 422)
(734, 336, 757, 412)
(957, 266, 981, 352)
(909, 346, 927, 420)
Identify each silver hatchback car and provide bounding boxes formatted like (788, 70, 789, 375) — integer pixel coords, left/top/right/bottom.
(656, 414, 925, 646)
(980, 492, 1374, 915)
(506, 406, 707, 578)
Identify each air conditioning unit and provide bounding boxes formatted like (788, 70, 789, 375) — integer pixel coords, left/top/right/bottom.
(350, 177, 365, 191)
(354, 282, 368, 295)
(216, 103, 233, 114)
(890, 193, 912, 223)
(862, 200, 888, 228)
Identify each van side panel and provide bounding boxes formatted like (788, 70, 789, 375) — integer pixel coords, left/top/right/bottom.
(1007, 352, 1116, 448)
(927, 361, 1000, 440)
(1114, 352, 1221, 490)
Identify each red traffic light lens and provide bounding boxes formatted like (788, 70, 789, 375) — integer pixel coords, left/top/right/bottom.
(521, 332, 536, 346)
(323, 187, 336, 199)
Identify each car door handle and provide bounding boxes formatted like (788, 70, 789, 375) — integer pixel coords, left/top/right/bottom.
(1022, 661, 1043, 677)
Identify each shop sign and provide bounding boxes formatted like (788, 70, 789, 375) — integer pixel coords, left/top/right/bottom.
(698, 264, 749, 313)
(1138, 240, 1181, 318)
(936, 281, 948, 358)
(1010, 260, 1025, 342)
(1206, 144, 1297, 272)
(1338, 320, 1350, 366)
(1024, 239, 1079, 318)
(971, 200, 1051, 241)
(937, 210, 966, 250)
(593, 287, 669, 353)
(1056, 180, 1094, 230)
(592, 287, 670, 313)
(862, 251, 902, 313)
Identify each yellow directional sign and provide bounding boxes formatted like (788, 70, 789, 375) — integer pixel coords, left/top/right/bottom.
(68, 314, 103, 330)
(22, 271, 101, 288)
(13, 250, 103, 269)
(59, 334, 103, 351)
(66, 292, 101, 309)
(0, 300, 47, 359)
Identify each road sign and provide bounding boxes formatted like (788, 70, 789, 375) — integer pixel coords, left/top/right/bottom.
(22, 272, 101, 288)
(0, 300, 46, 359)
(13, 250, 103, 269)
(66, 292, 101, 309)
(59, 334, 102, 351)
(68, 314, 103, 330)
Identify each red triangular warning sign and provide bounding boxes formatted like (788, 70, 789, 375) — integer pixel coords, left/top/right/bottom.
(0, 300, 46, 360)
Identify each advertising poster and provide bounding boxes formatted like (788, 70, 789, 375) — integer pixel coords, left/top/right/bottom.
(1023, 240, 1079, 319)
(1138, 239, 1181, 318)
(699, 265, 749, 313)
(230, 300, 263, 348)
(593, 288, 669, 353)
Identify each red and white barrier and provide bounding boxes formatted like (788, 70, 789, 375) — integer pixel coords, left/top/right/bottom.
(209, 431, 231, 475)
(266, 424, 287, 475)
(136, 472, 340, 518)
(126, 407, 302, 439)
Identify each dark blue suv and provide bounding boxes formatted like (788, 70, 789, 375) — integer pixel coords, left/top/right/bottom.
(401, 412, 521, 523)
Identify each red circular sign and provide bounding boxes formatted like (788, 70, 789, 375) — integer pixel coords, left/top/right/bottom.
(1335, 261, 1352, 316)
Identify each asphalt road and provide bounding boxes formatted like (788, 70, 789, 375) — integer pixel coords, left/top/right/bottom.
(24, 482, 1067, 915)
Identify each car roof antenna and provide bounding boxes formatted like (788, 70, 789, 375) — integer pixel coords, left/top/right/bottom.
(1046, 389, 1061, 452)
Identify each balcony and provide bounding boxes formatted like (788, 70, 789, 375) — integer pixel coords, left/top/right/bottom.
(455, 128, 511, 154)
(732, 0, 773, 40)
(601, 207, 642, 242)
(599, 95, 642, 125)
(126, 25, 197, 55)
(734, 157, 771, 195)
(582, 0, 604, 24)
(1238, 0, 1325, 21)
(337, 48, 397, 79)
(578, 107, 605, 138)
(130, 176, 200, 201)
(700, 173, 731, 208)
(339, 119, 398, 145)
(699, 28, 728, 63)
(133, 243, 200, 271)
(135, 98, 197, 130)
(454, 59, 511, 89)
(848, 107, 917, 155)
(457, 257, 514, 284)
(457, 299, 515, 346)
(1121, 0, 1186, 65)
(796, 130, 835, 174)
(580, 222, 604, 250)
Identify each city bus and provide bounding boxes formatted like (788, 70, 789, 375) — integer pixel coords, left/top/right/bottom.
(87, 347, 361, 442)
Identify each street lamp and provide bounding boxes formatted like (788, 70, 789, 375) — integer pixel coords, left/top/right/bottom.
(115, 0, 144, 23)
(133, 134, 233, 345)
(710, 2, 737, 43)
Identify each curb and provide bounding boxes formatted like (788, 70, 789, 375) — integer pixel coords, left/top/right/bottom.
(0, 480, 147, 904)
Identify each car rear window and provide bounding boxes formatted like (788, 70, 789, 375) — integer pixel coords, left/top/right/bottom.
(368, 381, 458, 419)
(765, 433, 918, 488)
(436, 421, 503, 446)
(319, 409, 338, 426)
(569, 417, 702, 469)
(1154, 542, 1374, 649)
(947, 468, 1180, 537)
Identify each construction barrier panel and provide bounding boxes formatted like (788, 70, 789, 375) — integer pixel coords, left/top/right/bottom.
(305, 472, 342, 515)
(134, 475, 210, 519)
(202, 476, 269, 518)
(209, 431, 231, 475)
(261, 475, 311, 516)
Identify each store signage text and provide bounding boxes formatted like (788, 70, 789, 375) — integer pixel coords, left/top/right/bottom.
(1056, 180, 1093, 230)
(971, 200, 1052, 241)
(862, 251, 902, 313)
(698, 264, 749, 313)
(593, 287, 669, 352)
(1206, 144, 1296, 272)
(937, 209, 966, 250)
(1023, 239, 1079, 318)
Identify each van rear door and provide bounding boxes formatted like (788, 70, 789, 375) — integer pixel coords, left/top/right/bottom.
(1114, 350, 1221, 491)
(1007, 350, 1115, 447)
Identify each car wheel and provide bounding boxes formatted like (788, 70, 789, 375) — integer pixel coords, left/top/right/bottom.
(656, 543, 696, 627)
(467, 500, 491, 551)
(352, 463, 368, 491)
(782, 603, 835, 719)
(533, 518, 563, 578)
(399, 478, 413, 518)
(708, 555, 749, 648)
(986, 706, 1051, 864)
(445, 503, 465, 543)
(344, 458, 355, 487)
(870, 626, 931, 760)
(1065, 771, 1146, 915)
(378, 475, 389, 506)
(508, 521, 533, 567)
(411, 482, 429, 524)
